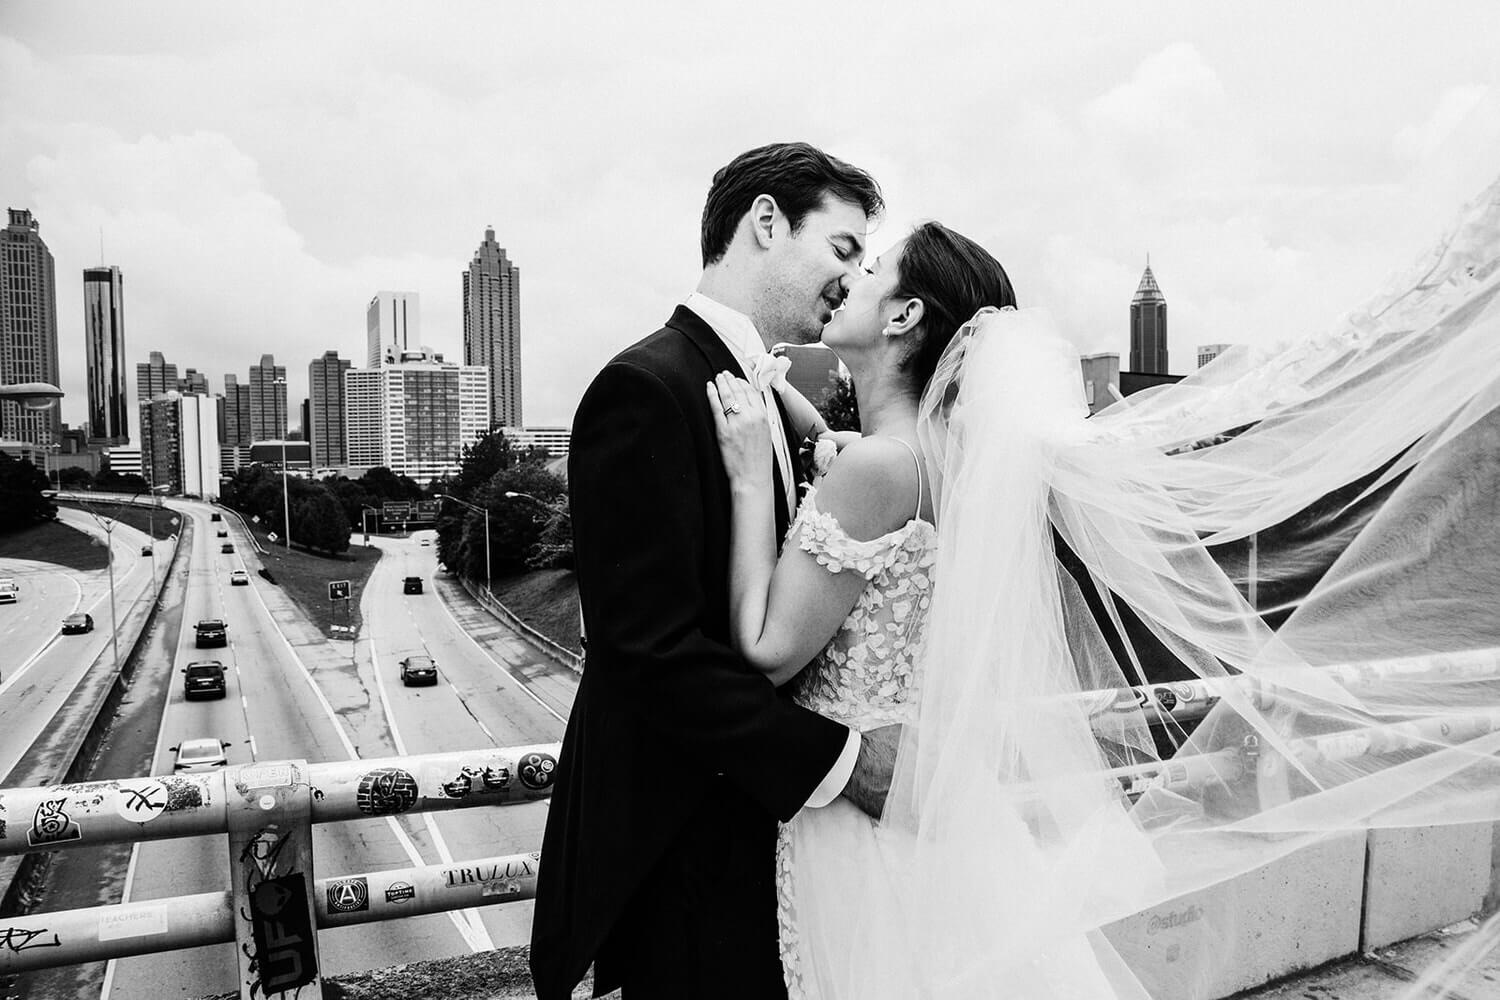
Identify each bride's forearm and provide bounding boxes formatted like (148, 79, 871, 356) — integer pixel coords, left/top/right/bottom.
(727, 480, 779, 676)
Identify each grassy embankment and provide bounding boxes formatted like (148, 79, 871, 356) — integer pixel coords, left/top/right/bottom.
(239, 521, 382, 637)
(490, 568, 582, 655)
(0, 519, 109, 570)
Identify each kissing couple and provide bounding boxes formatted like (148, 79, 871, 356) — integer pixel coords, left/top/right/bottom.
(530, 140, 1094, 999)
(531, 140, 1500, 999)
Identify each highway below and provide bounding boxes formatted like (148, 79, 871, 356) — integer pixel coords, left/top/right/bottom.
(0, 508, 156, 785)
(84, 514, 572, 998)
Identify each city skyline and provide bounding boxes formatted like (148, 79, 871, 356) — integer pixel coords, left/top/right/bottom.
(3, 5, 1498, 436)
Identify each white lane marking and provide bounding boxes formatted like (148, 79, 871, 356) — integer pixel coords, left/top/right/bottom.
(241, 558, 488, 953)
(3, 571, 83, 689)
(433, 583, 568, 726)
(368, 589, 494, 947)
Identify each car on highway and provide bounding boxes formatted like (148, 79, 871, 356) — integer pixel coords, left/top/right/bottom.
(182, 661, 227, 700)
(221, 542, 234, 553)
(140, 544, 152, 556)
(0, 578, 17, 604)
(399, 655, 438, 686)
(60, 612, 95, 634)
(419, 537, 431, 547)
(230, 569, 249, 586)
(403, 576, 424, 594)
(170, 737, 231, 771)
(194, 618, 228, 647)
(210, 512, 222, 522)
(216, 528, 228, 538)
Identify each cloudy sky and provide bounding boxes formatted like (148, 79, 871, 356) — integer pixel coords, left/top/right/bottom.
(3, 2, 1498, 436)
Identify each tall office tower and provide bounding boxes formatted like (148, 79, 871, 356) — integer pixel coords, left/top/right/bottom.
(83, 266, 128, 445)
(1197, 343, 1233, 369)
(221, 373, 252, 447)
(137, 350, 180, 402)
(344, 353, 490, 486)
(179, 367, 209, 394)
(247, 354, 287, 441)
(140, 391, 220, 498)
(308, 350, 351, 468)
(367, 291, 420, 367)
(463, 227, 522, 428)
(1, 209, 61, 447)
(1129, 262, 1168, 375)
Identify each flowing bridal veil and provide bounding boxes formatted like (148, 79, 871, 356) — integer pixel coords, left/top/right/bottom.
(887, 171, 1500, 998)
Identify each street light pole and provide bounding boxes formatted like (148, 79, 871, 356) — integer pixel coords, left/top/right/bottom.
(434, 493, 491, 594)
(274, 376, 291, 552)
(73, 498, 122, 678)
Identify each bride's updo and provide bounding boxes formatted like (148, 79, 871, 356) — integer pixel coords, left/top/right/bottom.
(894, 222, 1016, 393)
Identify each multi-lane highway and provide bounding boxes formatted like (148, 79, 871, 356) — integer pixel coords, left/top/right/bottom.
(0, 508, 156, 785)
(85, 507, 573, 997)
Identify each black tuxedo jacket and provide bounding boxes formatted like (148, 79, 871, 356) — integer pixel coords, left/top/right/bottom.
(530, 306, 850, 998)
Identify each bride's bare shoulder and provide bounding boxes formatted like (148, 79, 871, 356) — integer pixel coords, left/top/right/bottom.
(813, 436, 921, 542)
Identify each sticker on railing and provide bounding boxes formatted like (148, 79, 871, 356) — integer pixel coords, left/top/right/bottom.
(114, 780, 170, 823)
(355, 766, 420, 815)
(385, 881, 416, 904)
(98, 905, 169, 941)
(326, 877, 370, 914)
(518, 752, 556, 790)
(27, 798, 81, 847)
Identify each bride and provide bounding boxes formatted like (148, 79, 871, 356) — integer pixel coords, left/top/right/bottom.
(710, 172, 1500, 999)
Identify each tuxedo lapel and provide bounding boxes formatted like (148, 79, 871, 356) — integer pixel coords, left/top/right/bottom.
(670, 305, 797, 534)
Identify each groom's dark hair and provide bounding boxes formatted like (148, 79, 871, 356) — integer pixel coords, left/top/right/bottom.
(700, 142, 884, 267)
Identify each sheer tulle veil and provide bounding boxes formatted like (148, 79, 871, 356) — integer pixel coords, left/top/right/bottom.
(887, 172, 1500, 997)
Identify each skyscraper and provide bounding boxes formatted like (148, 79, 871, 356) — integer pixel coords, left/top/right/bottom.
(463, 227, 522, 428)
(1129, 262, 1168, 375)
(367, 291, 420, 367)
(1, 209, 61, 447)
(137, 351, 180, 402)
(308, 350, 351, 468)
(344, 352, 490, 486)
(141, 391, 220, 498)
(247, 354, 287, 441)
(83, 266, 128, 445)
(221, 373, 252, 447)
(1197, 343, 1233, 369)
(179, 367, 209, 394)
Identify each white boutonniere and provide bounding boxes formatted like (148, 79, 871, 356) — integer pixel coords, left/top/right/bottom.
(744, 352, 792, 393)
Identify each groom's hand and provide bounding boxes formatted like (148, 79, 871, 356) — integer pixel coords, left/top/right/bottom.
(842, 724, 902, 819)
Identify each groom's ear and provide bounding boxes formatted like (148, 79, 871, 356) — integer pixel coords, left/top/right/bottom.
(884, 298, 925, 339)
(749, 194, 778, 250)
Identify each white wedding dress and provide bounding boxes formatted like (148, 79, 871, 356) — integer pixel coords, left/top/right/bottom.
(777, 171, 1500, 999)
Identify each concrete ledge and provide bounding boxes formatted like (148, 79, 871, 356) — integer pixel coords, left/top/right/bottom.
(1362, 822, 1493, 950)
(1104, 830, 1368, 999)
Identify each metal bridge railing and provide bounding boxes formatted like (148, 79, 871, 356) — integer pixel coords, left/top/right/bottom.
(0, 743, 560, 997)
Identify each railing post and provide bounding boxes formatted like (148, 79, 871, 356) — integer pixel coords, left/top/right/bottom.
(226, 759, 323, 999)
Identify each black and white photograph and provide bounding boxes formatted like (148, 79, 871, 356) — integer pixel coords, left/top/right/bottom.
(2, 3, 1499, 999)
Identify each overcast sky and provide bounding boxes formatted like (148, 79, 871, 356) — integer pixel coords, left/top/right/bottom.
(3, 2, 1498, 436)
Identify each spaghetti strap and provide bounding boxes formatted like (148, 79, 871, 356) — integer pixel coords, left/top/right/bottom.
(892, 437, 924, 522)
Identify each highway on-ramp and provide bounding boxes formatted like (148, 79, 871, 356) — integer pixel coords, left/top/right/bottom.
(0, 508, 155, 784)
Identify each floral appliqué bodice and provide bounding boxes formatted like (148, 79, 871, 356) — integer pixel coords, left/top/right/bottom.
(779, 485, 937, 727)
(776, 485, 937, 1000)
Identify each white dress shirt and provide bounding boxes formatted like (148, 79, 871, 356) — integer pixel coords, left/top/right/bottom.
(684, 292, 861, 810)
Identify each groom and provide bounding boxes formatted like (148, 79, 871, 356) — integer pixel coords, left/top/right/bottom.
(531, 143, 895, 999)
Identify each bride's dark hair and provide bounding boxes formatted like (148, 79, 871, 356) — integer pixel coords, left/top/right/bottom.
(894, 222, 1016, 392)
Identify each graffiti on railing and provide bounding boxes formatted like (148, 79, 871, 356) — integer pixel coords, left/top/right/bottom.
(1, 925, 61, 954)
